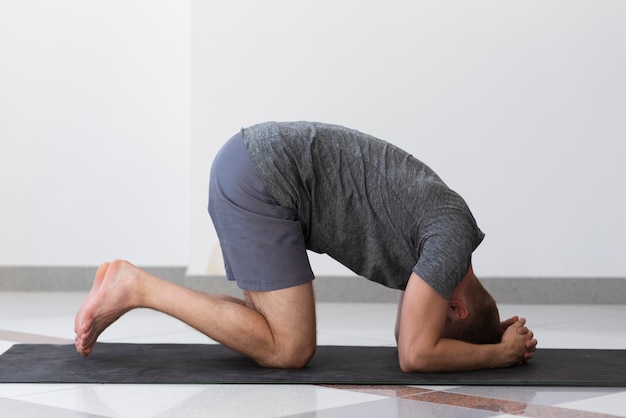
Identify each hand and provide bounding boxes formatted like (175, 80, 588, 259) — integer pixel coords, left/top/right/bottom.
(500, 318, 537, 366)
(500, 315, 519, 333)
(516, 317, 537, 363)
(500, 316, 537, 362)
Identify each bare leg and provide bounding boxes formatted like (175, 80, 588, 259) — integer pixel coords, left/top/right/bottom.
(74, 260, 316, 368)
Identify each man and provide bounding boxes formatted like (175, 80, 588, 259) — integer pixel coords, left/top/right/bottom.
(75, 121, 536, 372)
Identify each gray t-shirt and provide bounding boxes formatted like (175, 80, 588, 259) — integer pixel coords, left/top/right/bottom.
(242, 121, 484, 299)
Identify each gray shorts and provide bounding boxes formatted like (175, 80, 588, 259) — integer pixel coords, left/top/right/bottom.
(208, 132, 315, 291)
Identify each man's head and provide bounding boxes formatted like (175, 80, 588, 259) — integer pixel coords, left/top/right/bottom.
(442, 268, 502, 344)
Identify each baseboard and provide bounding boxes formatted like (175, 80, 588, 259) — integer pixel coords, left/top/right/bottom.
(480, 277, 626, 304)
(1, 267, 624, 304)
(0, 267, 187, 291)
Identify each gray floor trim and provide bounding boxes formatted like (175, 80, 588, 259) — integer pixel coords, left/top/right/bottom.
(1, 267, 625, 304)
(481, 277, 626, 304)
(0, 266, 186, 291)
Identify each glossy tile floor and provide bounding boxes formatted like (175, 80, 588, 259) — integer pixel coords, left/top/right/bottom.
(1, 291, 625, 417)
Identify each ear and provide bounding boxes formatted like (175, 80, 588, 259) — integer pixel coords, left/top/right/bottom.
(448, 299, 469, 320)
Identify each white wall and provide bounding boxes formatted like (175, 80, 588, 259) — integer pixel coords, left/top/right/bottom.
(191, 0, 626, 278)
(1, 1, 622, 277)
(0, 1, 191, 266)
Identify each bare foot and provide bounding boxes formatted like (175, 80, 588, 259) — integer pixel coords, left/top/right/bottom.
(74, 260, 142, 356)
(74, 262, 109, 338)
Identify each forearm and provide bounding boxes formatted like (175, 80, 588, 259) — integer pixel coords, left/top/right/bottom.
(398, 338, 509, 373)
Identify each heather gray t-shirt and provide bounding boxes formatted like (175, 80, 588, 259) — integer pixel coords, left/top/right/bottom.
(242, 121, 484, 299)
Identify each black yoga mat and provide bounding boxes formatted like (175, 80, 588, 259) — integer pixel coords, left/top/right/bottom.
(1, 343, 625, 387)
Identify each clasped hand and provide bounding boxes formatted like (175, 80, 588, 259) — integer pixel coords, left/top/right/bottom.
(500, 316, 538, 366)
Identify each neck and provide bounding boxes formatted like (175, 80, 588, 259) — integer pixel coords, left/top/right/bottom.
(451, 264, 476, 300)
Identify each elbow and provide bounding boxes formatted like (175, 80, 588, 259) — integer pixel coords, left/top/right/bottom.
(398, 346, 434, 373)
(399, 355, 431, 373)
(398, 355, 414, 373)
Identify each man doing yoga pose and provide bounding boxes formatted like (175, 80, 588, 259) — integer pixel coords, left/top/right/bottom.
(75, 121, 537, 372)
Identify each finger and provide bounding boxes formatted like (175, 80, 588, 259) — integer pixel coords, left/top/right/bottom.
(518, 328, 534, 338)
(501, 316, 518, 328)
(526, 339, 538, 349)
(506, 319, 526, 331)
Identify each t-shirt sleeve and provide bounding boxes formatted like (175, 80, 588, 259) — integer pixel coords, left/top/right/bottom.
(412, 212, 485, 299)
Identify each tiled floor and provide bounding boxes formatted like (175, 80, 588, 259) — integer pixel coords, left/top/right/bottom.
(1, 291, 625, 417)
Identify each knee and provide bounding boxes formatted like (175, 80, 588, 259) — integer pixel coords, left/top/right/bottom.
(260, 343, 316, 369)
(281, 344, 316, 369)
(285, 343, 316, 369)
